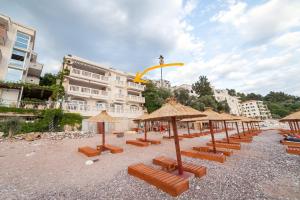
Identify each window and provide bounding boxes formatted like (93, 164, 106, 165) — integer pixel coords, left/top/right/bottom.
(5, 68, 23, 82)
(9, 49, 26, 69)
(116, 76, 120, 81)
(14, 32, 30, 50)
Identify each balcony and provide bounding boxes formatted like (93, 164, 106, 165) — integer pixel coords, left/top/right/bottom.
(70, 68, 109, 84)
(27, 62, 43, 77)
(115, 93, 125, 100)
(68, 85, 109, 99)
(0, 26, 8, 45)
(127, 94, 145, 103)
(127, 81, 145, 91)
(115, 80, 125, 86)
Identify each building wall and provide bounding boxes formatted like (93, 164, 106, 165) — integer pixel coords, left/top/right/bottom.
(172, 84, 197, 97)
(213, 89, 241, 115)
(0, 13, 43, 105)
(240, 100, 272, 119)
(62, 55, 146, 130)
(153, 79, 171, 89)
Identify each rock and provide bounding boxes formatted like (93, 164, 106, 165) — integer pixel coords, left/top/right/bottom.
(26, 152, 35, 157)
(196, 186, 200, 190)
(24, 132, 41, 141)
(85, 160, 94, 165)
(0, 132, 4, 138)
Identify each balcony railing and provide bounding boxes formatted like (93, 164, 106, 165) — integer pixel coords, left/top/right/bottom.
(115, 93, 125, 99)
(127, 82, 145, 90)
(127, 95, 145, 103)
(115, 80, 124, 86)
(29, 62, 43, 71)
(70, 68, 109, 83)
(69, 85, 108, 99)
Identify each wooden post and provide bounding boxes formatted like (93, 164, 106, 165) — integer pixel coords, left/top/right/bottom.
(235, 122, 241, 139)
(209, 120, 216, 153)
(242, 122, 245, 135)
(171, 116, 183, 175)
(168, 121, 171, 138)
(199, 122, 202, 134)
(97, 122, 105, 146)
(223, 121, 230, 143)
(296, 120, 300, 133)
(144, 121, 147, 141)
(246, 123, 251, 133)
(187, 122, 190, 135)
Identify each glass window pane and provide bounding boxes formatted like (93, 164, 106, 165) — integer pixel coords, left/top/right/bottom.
(5, 68, 23, 82)
(8, 59, 24, 69)
(17, 32, 30, 40)
(16, 37, 28, 44)
(15, 41, 28, 49)
(12, 49, 26, 57)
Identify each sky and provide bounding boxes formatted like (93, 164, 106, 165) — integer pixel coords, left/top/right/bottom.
(1, 0, 300, 96)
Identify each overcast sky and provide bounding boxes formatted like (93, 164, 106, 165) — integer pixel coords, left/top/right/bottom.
(1, 0, 300, 95)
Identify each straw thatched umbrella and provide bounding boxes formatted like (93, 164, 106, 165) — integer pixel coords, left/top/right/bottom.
(87, 110, 116, 147)
(219, 112, 241, 141)
(183, 108, 232, 153)
(144, 98, 206, 175)
(279, 110, 300, 132)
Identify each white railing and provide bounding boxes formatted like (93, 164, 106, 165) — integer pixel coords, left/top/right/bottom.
(70, 68, 109, 82)
(127, 82, 145, 90)
(115, 80, 124, 86)
(127, 95, 145, 103)
(115, 93, 125, 99)
(69, 85, 108, 98)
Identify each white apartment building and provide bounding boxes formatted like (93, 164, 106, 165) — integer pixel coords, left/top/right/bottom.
(239, 100, 272, 119)
(172, 84, 197, 97)
(153, 79, 171, 89)
(0, 14, 43, 105)
(213, 88, 241, 116)
(62, 55, 146, 123)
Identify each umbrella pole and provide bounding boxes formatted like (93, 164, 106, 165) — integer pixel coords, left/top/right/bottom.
(235, 122, 241, 139)
(209, 120, 216, 153)
(144, 121, 147, 141)
(246, 123, 250, 134)
(296, 120, 300, 133)
(187, 122, 190, 135)
(168, 121, 171, 138)
(242, 122, 245, 135)
(102, 122, 105, 146)
(199, 122, 202, 134)
(171, 116, 183, 175)
(223, 121, 230, 143)
(294, 121, 298, 132)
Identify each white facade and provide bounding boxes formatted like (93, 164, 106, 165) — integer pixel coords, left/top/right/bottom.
(213, 89, 241, 115)
(172, 84, 197, 97)
(62, 55, 146, 122)
(0, 14, 43, 105)
(239, 100, 272, 119)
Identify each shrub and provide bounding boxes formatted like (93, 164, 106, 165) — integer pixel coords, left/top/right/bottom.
(0, 117, 22, 137)
(61, 113, 83, 126)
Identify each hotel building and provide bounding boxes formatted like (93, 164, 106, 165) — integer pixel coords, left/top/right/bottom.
(0, 14, 43, 105)
(61, 55, 146, 123)
(239, 100, 272, 119)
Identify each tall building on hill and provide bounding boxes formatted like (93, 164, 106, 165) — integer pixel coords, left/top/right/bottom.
(61, 55, 146, 129)
(239, 100, 272, 119)
(0, 14, 43, 106)
(213, 88, 241, 116)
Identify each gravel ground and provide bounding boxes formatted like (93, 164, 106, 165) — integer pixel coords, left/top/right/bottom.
(0, 130, 299, 200)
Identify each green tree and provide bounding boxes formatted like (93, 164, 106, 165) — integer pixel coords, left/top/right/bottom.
(142, 81, 172, 113)
(174, 88, 190, 105)
(227, 89, 236, 96)
(39, 73, 57, 86)
(192, 76, 213, 97)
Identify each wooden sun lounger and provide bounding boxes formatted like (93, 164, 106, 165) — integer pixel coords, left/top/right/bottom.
(181, 150, 226, 163)
(207, 142, 241, 150)
(280, 140, 300, 147)
(78, 146, 101, 157)
(192, 146, 233, 156)
(214, 140, 241, 145)
(128, 163, 189, 197)
(97, 144, 123, 153)
(286, 147, 300, 155)
(163, 136, 183, 140)
(181, 134, 195, 138)
(152, 156, 207, 177)
(225, 138, 252, 143)
(126, 140, 149, 147)
(137, 138, 161, 144)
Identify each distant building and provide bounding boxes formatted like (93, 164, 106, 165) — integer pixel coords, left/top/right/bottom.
(61, 55, 145, 121)
(213, 88, 241, 116)
(152, 79, 171, 89)
(172, 84, 197, 97)
(0, 14, 43, 106)
(239, 100, 272, 119)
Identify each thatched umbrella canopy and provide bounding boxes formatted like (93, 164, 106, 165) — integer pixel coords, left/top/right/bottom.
(219, 112, 242, 139)
(144, 98, 206, 175)
(87, 110, 116, 146)
(87, 110, 116, 123)
(279, 110, 300, 132)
